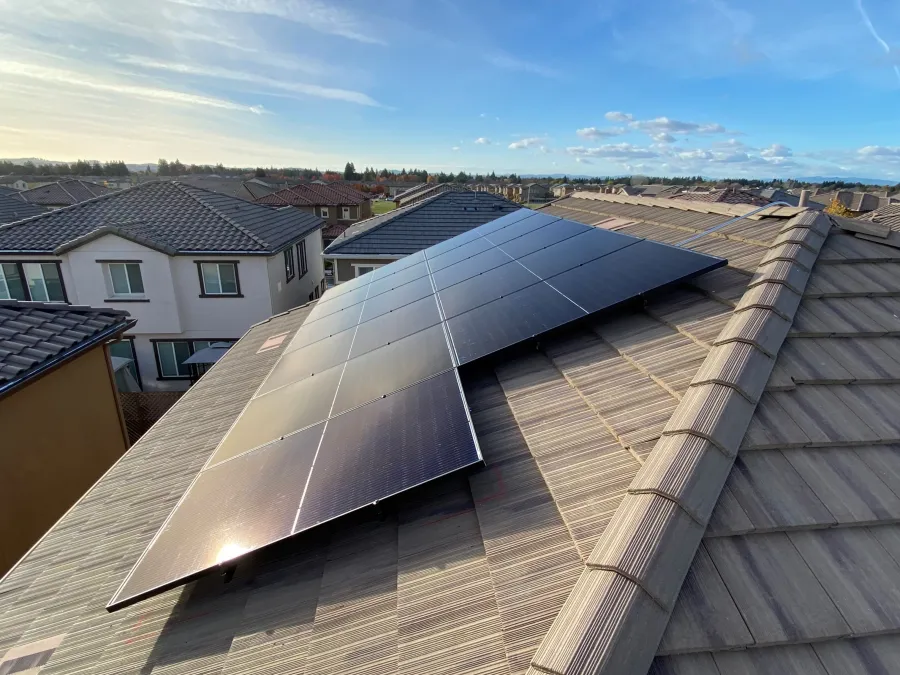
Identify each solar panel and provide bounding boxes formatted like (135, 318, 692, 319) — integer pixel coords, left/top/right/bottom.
(109, 208, 725, 612)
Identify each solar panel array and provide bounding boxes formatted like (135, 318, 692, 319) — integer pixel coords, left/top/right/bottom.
(108, 209, 725, 611)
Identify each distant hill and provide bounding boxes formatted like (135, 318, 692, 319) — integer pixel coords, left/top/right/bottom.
(795, 176, 895, 186)
(1, 158, 157, 173)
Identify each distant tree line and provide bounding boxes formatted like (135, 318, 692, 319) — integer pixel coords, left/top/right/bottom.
(0, 159, 130, 176)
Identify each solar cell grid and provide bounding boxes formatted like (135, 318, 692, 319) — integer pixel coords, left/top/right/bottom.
(109, 207, 726, 612)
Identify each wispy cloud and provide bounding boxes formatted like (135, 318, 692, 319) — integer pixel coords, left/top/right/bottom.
(451, 146, 460, 151)
(474, 137, 491, 145)
(0, 60, 265, 113)
(509, 136, 545, 150)
(605, 111, 633, 122)
(629, 116, 732, 135)
(854, 0, 900, 86)
(164, 0, 386, 45)
(576, 126, 626, 140)
(117, 55, 383, 107)
(486, 52, 562, 79)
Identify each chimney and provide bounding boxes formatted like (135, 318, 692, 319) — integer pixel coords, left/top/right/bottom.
(798, 190, 810, 208)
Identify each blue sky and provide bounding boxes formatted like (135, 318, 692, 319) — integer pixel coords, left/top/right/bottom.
(2, 0, 900, 179)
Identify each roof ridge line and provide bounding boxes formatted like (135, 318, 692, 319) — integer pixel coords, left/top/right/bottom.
(173, 181, 270, 249)
(324, 192, 451, 254)
(527, 210, 832, 675)
(0, 181, 136, 232)
(570, 190, 805, 220)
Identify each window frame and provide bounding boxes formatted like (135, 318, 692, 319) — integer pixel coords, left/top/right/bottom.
(320, 206, 329, 218)
(353, 263, 385, 278)
(103, 260, 146, 299)
(194, 260, 243, 298)
(283, 247, 295, 283)
(0, 260, 67, 302)
(341, 206, 353, 220)
(297, 240, 308, 278)
(152, 338, 237, 380)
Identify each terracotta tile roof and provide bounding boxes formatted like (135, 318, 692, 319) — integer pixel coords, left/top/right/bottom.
(17, 180, 111, 206)
(255, 182, 369, 207)
(0, 301, 133, 393)
(5, 192, 900, 675)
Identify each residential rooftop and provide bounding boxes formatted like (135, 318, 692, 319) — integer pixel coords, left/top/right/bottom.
(3, 192, 900, 675)
(17, 180, 111, 207)
(254, 182, 369, 208)
(0, 301, 133, 395)
(0, 181, 323, 255)
(0, 193, 46, 224)
(323, 190, 521, 256)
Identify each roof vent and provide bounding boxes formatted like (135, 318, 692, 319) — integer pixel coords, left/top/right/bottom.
(0, 635, 66, 675)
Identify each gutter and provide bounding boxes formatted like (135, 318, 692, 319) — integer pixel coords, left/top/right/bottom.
(0, 318, 136, 400)
(323, 253, 405, 259)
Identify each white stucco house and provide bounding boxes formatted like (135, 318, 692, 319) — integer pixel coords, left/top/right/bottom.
(0, 181, 325, 391)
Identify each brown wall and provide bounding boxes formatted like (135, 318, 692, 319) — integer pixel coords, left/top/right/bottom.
(334, 257, 401, 284)
(0, 345, 128, 575)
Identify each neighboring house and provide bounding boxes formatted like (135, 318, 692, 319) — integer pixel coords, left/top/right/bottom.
(12, 192, 900, 675)
(161, 175, 261, 201)
(323, 191, 521, 282)
(382, 181, 422, 197)
(856, 201, 900, 228)
(521, 183, 552, 203)
(0, 192, 46, 224)
(637, 184, 683, 198)
(0, 185, 24, 197)
(670, 188, 770, 206)
(0, 300, 133, 574)
(255, 182, 371, 245)
(0, 177, 29, 191)
(810, 189, 896, 214)
(0, 181, 325, 392)
(552, 183, 574, 197)
(17, 179, 111, 208)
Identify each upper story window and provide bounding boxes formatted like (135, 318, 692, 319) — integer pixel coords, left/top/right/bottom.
(320, 207, 329, 218)
(0, 261, 66, 302)
(284, 248, 295, 282)
(341, 206, 352, 220)
(197, 261, 240, 297)
(297, 240, 308, 278)
(105, 262, 145, 298)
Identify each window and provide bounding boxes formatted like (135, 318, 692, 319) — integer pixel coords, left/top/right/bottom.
(320, 207, 329, 218)
(314, 285, 320, 299)
(0, 263, 26, 300)
(297, 240, 308, 278)
(284, 248, 295, 282)
(109, 338, 141, 391)
(197, 262, 240, 296)
(341, 206, 351, 220)
(353, 264, 384, 277)
(320, 278, 326, 295)
(106, 262, 144, 297)
(154, 339, 236, 379)
(0, 261, 65, 302)
(155, 341, 192, 378)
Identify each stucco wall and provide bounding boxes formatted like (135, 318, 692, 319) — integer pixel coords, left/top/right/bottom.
(268, 229, 325, 314)
(0, 345, 128, 575)
(333, 257, 402, 284)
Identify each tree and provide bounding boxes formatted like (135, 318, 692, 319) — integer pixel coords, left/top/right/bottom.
(343, 162, 356, 180)
(825, 197, 854, 218)
(157, 159, 169, 176)
(255, 167, 266, 178)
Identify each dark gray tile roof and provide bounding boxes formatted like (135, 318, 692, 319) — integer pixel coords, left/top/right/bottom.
(255, 182, 369, 207)
(0, 181, 323, 255)
(0, 194, 46, 224)
(323, 191, 521, 255)
(0, 187, 23, 199)
(17, 180, 111, 206)
(0, 300, 132, 392)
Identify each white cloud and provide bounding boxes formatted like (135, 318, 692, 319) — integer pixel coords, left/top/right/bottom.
(576, 126, 626, 140)
(486, 52, 562, 79)
(575, 157, 593, 164)
(451, 146, 460, 151)
(629, 116, 732, 135)
(605, 111, 633, 122)
(760, 143, 792, 158)
(474, 137, 491, 145)
(509, 136, 545, 150)
(859, 145, 900, 157)
(678, 149, 713, 160)
(651, 132, 675, 143)
(855, 0, 900, 86)
(567, 143, 660, 159)
(713, 151, 751, 163)
(0, 60, 265, 113)
(117, 55, 383, 107)
(164, 0, 386, 45)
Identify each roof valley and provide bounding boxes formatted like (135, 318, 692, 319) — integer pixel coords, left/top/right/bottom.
(525, 210, 832, 675)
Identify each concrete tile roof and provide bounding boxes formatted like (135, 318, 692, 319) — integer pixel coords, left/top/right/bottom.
(0, 181, 323, 255)
(670, 189, 770, 207)
(858, 201, 900, 229)
(17, 180, 111, 206)
(0, 300, 132, 394)
(255, 182, 369, 207)
(3, 192, 899, 675)
(323, 191, 521, 256)
(0, 193, 46, 224)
